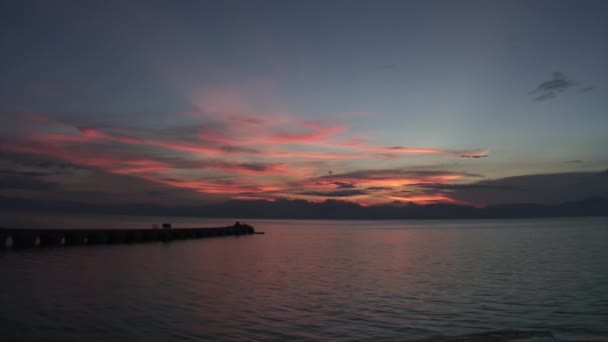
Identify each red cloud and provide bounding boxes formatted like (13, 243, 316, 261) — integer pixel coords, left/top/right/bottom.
(143, 176, 285, 195)
(1, 111, 488, 206)
(190, 160, 290, 175)
(385, 194, 458, 204)
(260, 124, 347, 144)
(301, 169, 470, 189)
(2, 138, 171, 175)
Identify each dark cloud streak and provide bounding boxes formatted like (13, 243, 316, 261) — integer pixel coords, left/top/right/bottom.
(299, 190, 367, 197)
(530, 72, 595, 101)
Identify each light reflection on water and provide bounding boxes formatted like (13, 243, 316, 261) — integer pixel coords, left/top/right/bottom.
(1, 216, 607, 341)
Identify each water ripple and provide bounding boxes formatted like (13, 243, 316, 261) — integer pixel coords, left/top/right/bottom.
(1, 217, 607, 341)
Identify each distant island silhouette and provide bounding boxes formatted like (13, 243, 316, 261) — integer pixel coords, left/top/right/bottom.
(1, 196, 606, 220)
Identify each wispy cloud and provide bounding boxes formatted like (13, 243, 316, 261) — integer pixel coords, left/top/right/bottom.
(385, 194, 460, 205)
(423, 171, 608, 206)
(529, 72, 594, 101)
(299, 189, 368, 197)
(0, 174, 58, 191)
(460, 150, 489, 158)
(0, 111, 490, 205)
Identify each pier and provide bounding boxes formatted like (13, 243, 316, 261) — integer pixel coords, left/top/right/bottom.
(0, 224, 256, 249)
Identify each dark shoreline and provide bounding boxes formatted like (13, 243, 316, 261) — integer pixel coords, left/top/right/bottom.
(2, 196, 606, 221)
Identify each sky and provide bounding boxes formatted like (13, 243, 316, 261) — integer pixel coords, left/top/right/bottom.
(1, 0, 607, 209)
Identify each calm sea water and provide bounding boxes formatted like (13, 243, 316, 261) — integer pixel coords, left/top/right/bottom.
(1, 216, 607, 341)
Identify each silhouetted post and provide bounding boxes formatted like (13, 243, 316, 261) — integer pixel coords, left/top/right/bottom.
(1, 231, 13, 249)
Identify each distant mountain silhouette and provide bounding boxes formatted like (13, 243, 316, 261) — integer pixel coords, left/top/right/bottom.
(1, 196, 606, 219)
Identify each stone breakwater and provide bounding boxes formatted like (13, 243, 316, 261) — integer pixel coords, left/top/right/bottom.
(0, 224, 255, 249)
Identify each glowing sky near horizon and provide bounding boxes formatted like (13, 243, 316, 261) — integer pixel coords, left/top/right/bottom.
(1, 0, 607, 206)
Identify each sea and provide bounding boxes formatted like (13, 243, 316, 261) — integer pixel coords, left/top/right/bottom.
(1, 215, 607, 341)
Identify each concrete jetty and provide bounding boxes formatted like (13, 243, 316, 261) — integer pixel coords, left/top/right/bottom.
(0, 224, 255, 249)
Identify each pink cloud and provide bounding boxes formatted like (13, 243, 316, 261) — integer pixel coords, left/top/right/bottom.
(175, 85, 481, 157)
(300, 169, 470, 190)
(142, 175, 285, 195)
(259, 124, 348, 144)
(1, 138, 171, 176)
(1, 110, 489, 206)
(198, 129, 240, 145)
(190, 160, 290, 175)
(385, 194, 458, 204)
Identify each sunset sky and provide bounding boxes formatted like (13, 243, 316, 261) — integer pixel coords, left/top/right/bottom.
(1, 0, 607, 209)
